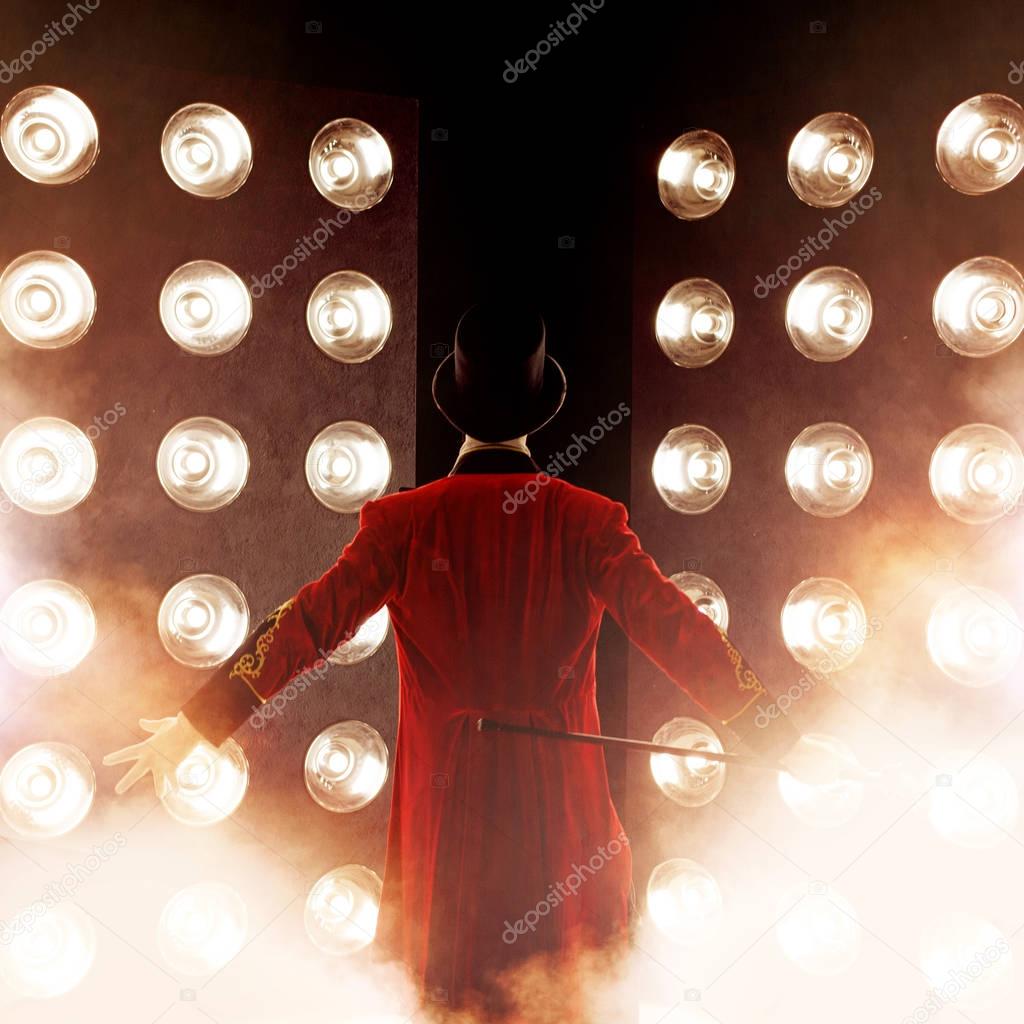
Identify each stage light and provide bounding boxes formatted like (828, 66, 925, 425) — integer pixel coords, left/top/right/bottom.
(161, 738, 249, 827)
(157, 416, 250, 512)
(781, 577, 867, 672)
(776, 884, 861, 976)
(0, 580, 96, 677)
(309, 118, 393, 210)
(919, 914, 1012, 1008)
(929, 423, 1024, 524)
(304, 720, 389, 813)
(306, 270, 392, 363)
(787, 112, 874, 207)
(0, 741, 95, 838)
(785, 422, 873, 517)
(0, 251, 96, 349)
(652, 425, 731, 515)
(304, 864, 382, 956)
(669, 571, 729, 630)
(646, 858, 722, 944)
(927, 585, 1021, 687)
(785, 266, 872, 361)
(0, 903, 96, 998)
(305, 421, 391, 513)
(159, 260, 252, 356)
(158, 574, 250, 668)
(778, 734, 865, 828)
(932, 256, 1024, 357)
(0, 416, 97, 516)
(650, 717, 726, 807)
(158, 882, 248, 976)
(161, 103, 252, 198)
(657, 130, 735, 220)
(328, 606, 390, 665)
(0, 85, 98, 185)
(936, 94, 1024, 195)
(654, 278, 734, 368)
(930, 755, 1018, 849)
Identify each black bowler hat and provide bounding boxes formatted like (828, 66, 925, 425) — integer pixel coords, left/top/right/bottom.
(432, 301, 567, 441)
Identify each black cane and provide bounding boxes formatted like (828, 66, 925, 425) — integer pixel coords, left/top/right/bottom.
(476, 717, 788, 772)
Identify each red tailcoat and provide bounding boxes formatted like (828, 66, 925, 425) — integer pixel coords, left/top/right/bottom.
(184, 449, 796, 1009)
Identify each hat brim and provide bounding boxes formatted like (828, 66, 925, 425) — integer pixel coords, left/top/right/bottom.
(432, 352, 567, 442)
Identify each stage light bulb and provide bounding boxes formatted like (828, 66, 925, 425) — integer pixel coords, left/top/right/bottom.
(669, 571, 730, 631)
(646, 859, 722, 944)
(650, 717, 726, 807)
(787, 112, 874, 207)
(776, 885, 860, 976)
(0, 903, 96, 999)
(0, 580, 96, 678)
(785, 422, 873, 517)
(781, 577, 866, 672)
(1, 86, 98, 185)
(157, 416, 250, 511)
(161, 739, 249, 827)
(927, 585, 1021, 687)
(920, 915, 1012, 1008)
(304, 720, 389, 813)
(159, 260, 252, 355)
(0, 416, 98, 516)
(657, 130, 735, 220)
(0, 742, 95, 838)
(929, 423, 1024, 524)
(306, 270, 392, 363)
(936, 94, 1024, 194)
(778, 734, 865, 828)
(158, 574, 250, 669)
(161, 103, 252, 198)
(0, 251, 96, 349)
(158, 882, 248, 976)
(652, 425, 731, 514)
(654, 278, 734, 368)
(305, 421, 391, 513)
(930, 754, 1018, 849)
(305, 864, 382, 956)
(786, 266, 872, 361)
(309, 117, 393, 210)
(932, 256, 1024, 357)
(328, 606, 390, 665)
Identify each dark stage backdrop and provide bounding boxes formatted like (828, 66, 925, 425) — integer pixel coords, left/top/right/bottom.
(0, 53, 417, 1020)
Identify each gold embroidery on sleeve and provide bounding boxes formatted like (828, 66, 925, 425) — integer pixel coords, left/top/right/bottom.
(229, 599, 296, 690)
(718, 628, 766, 694)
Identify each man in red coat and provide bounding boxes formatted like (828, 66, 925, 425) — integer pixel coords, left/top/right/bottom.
(106, 303, 818, 1019)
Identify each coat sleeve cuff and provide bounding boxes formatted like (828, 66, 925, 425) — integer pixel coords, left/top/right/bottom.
(180, 671, 261, 747)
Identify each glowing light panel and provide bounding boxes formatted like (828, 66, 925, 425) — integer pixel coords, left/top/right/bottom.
(657, 130, 735, 220)
(0, 903, 96, 998)
(781, 577, 867, 672)
(786, 266, 872, 361)
(158, 882, 248, 976)
(0, 579, 96, 677)
(652, 425, 731, 515)
(306, 270, 392, 363)
(328, 606, 390, 665)
(161, 103, 252, 198)
(776, 885, 861, 975)
(669, 571, 729, 631)
(159, 260, 252, 355)
(778, 734, 865, 828)
(157, 416, 250, 512)
(650, 717, 726, 807)
(305, 421, 391, 513)
(936, 94, 1024, 194)
(304, 864, 382, 956)
(0, 251, 96, 349)
(158, 574, 250, 668)
(932, 256, 1024, 357)
(309, 118, 393, 210)
(161, 738, 249, 827)
(788, 112, 874, 207)
(785, 422, 873, 517)
(929, 423, 1024, 524)
(930, 755, 1018, 849)
(654, 278, 734, 368)
(647, 859, 722, 944)
(0, 742, 95, 838)
(304, 720, 389, 813)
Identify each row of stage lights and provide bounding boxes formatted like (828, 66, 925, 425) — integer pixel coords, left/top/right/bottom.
(640, 95, 1024, 980)
(0, 87, 399, 990)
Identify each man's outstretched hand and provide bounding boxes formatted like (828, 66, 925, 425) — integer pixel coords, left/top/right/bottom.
(102, 713, 206, 799)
